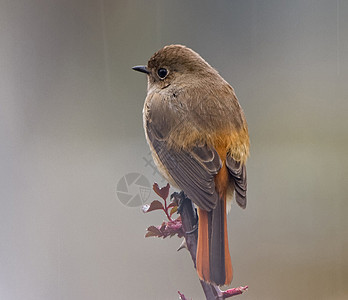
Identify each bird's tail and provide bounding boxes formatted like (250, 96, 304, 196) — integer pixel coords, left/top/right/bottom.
(196, 193, 232, 286)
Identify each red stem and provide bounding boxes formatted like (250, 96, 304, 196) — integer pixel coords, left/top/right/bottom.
(162, 196, 173, 221)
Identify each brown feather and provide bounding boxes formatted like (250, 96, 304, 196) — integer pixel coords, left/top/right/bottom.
(226, 156, 247, 209)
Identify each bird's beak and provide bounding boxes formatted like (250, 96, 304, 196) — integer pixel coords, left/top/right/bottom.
(132, 65, 150, 74)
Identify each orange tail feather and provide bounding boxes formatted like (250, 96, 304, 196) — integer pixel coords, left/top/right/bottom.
(196, 195, 233, 286)
(196, 208, 210, 282)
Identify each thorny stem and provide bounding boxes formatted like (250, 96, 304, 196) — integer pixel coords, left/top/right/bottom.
(174, 192, 248, 300)
(145, 185, 247, 299)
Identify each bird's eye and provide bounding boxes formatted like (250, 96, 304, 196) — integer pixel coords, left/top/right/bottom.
(157, 68, 168, 79)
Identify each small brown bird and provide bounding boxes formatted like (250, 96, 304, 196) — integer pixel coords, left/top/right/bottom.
(133, 45, 249, 286)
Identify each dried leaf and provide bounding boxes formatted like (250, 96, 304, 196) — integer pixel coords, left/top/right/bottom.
(169, 206, 178, 216)
(160, 222, 166, 232)
(145, 231, 157, 238)
(145, 225, 162, 238)
(168, 201, 178, 209)
(142, 200, 164, 213)
(153, 183, 170, 200)
(144, 220, 183, 239)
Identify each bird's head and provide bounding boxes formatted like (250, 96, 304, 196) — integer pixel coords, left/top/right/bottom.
(133, 44, 218, 92)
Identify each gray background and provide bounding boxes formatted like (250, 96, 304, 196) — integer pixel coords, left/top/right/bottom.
(1, 1, 347, 299)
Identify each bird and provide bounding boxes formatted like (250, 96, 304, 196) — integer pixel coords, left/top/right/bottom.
(133, 45, 249, 286)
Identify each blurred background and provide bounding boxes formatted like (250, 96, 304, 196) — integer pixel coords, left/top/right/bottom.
(1, 1, 347, 299)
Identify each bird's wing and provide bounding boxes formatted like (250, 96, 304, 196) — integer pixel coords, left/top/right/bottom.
(226, 156, 247, 208)
(146, 120, 221, 211)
